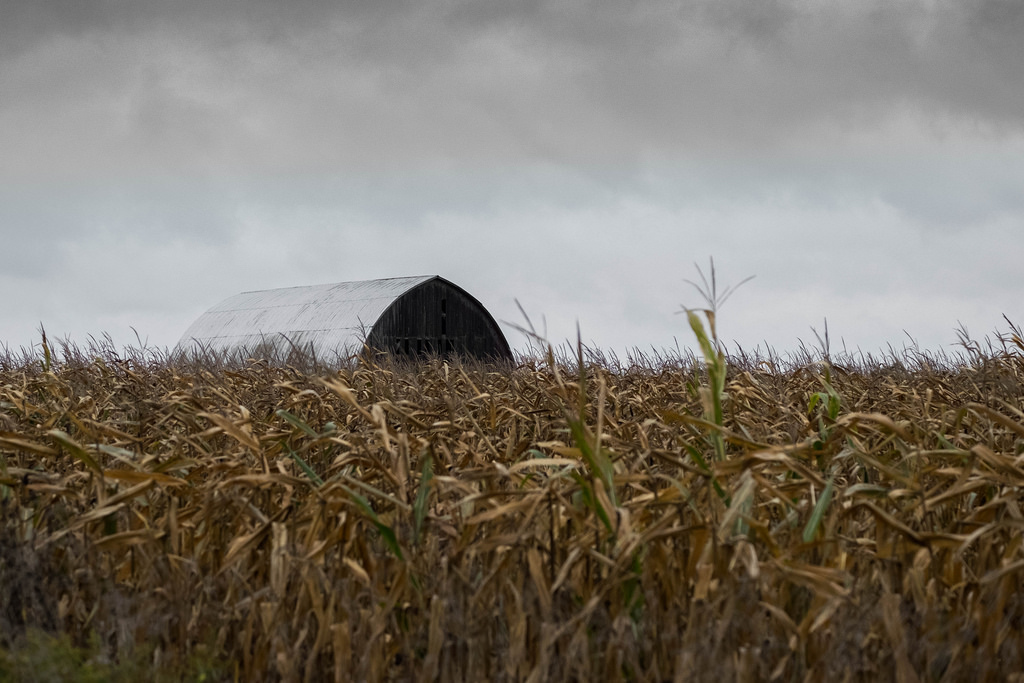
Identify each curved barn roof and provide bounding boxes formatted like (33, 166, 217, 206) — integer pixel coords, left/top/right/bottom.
(176, 275, 435, 359)
(175, 275, 512, 361)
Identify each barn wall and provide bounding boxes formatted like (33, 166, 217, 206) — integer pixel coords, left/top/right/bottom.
(367, 279, 512, 360)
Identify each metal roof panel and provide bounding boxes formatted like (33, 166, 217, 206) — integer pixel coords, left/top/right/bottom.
(176, 275, 435, 358)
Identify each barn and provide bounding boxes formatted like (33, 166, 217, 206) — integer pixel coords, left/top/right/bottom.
(175, 275, 513, 362)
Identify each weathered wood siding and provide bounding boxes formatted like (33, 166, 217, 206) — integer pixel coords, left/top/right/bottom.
(367, 279, 512, 360)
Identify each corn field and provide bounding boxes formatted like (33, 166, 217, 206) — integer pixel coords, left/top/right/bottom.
(2, 323, 1024, 681)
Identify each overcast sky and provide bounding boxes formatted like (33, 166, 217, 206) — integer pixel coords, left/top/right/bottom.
(2, 0, 1022, 360)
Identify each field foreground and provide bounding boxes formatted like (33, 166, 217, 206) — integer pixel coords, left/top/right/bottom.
(2, 337, 1024, 681)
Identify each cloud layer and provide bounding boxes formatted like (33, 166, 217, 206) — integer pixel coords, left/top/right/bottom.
(1, 1, 1021, 357)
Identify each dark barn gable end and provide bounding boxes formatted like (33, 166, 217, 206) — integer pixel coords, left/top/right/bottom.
(367, 277, 512, 359)
(175, 276, 513, 362)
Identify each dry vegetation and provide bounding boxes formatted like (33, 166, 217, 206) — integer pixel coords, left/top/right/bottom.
(2, 320, 1024, 681)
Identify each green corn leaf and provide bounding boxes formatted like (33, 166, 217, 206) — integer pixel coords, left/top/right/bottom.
(276, 409, 321, 438)
(47, 430, 103, 476)
(339, 483, 404, 561)
(340, 474, 410, 512)
(687, 311, 716, 365)
(283, 442, 324, 487)
(687, 310, 727, 460)
(374, 524, 404, 562)
(680, 440, 729, 503)
(828, 394, 841, 421)
(570, 471, 614, 533)
(413, 452, 434, 544)
(803, 476, 835, 543)
(568, 417, 617, 507)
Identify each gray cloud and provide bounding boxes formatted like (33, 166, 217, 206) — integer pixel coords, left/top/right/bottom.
(4, 0, 1023, 181)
